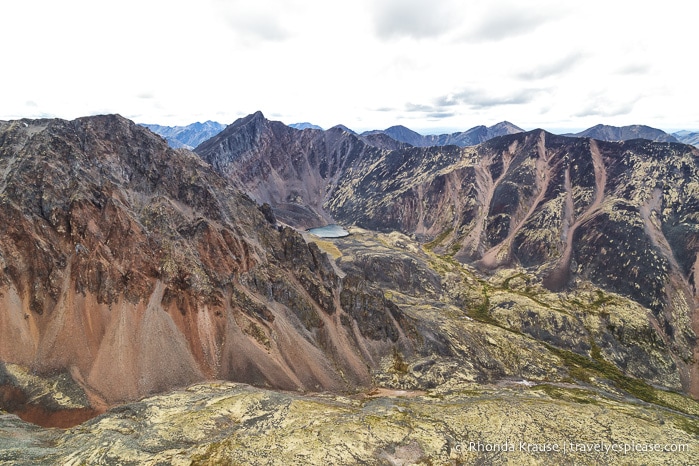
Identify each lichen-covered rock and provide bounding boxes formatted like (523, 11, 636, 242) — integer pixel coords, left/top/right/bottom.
(1, 382, 697, 465)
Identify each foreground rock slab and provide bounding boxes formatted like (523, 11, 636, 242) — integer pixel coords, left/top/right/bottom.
(1, 382, 697, 465)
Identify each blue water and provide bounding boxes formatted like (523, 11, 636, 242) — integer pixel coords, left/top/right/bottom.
(307, 224, 350, 238)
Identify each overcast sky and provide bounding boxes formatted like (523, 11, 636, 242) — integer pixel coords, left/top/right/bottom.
(1, 0, 697, 133)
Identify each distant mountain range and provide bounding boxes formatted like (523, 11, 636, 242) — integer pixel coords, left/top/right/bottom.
(145, 119, 527, 153)
(140, 121, 226, 149)
(289, 122, 323, 130)
(143, 118, 699, 152)
(564, 124, 680, 143)
(561, 124, 699, 148)
(674, 130, 699, 147)
(362, 121, 524, 147)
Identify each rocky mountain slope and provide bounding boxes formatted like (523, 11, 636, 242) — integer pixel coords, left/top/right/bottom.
(194, 112, 391, 228)
(141, 121, 225, 149)
(363, 121, 524, 147)
(334, 133, 699, 397)
(567, 124, 680, 143)
(196, 112, 699, 399)
(193, 113, 513, 229)
(0, 115, 419, 423)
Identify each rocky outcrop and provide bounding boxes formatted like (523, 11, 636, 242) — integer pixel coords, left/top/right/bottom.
(3, 381, 699, 465)
(0, 115, 417, 420)
(327, 228, 686, 395)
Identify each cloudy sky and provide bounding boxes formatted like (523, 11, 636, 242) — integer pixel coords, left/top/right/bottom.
(2, 0, 697, 133)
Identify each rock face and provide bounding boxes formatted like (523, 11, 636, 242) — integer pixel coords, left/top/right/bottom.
(141, 121, 225, 149)
(0, 115, 417, 416)
(567, 124, 680, 143)
(196, 114, 699, 398)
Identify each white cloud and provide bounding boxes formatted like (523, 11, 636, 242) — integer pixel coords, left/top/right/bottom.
(212, 0, 291, 42)
(517, 52, 586, 80)
(372, 0, 463, 39)
(575, 92, 639, 118)
(460, 3, 567, 43)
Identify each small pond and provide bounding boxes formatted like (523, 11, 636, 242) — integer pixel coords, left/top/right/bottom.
(307, 224, 350, 238)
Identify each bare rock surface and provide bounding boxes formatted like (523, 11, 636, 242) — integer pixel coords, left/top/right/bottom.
(1, 381, 697, 465)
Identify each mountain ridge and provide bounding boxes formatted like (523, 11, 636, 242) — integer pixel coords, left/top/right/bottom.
(194, 112, 390, 228)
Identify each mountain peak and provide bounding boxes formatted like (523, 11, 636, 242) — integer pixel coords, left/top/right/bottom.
(328, 124, 357, 134)
(382, 125, 425, 146)
(489, 121, 524, 133)
(385, 124, 416, 131)
(224, 111, 271, 133)
(241, 110, 266, 124)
